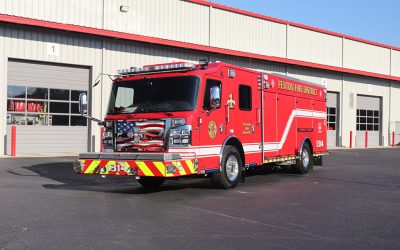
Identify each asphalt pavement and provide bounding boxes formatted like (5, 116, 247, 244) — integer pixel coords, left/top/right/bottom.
(0, 148, 399, 249)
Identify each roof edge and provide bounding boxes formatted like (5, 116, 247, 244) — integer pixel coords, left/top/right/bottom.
(188, 0, 400, 52)
(0, 14, 399, 82)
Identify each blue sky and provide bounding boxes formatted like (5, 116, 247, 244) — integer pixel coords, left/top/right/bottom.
(210, 0, 400, 47)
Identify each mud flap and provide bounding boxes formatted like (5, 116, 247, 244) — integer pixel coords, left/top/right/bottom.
(314, 156, 323, 166)
(241, 167, 246, 183)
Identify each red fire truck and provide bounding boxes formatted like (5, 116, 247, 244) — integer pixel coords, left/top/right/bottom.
(74, 60, 327, 189)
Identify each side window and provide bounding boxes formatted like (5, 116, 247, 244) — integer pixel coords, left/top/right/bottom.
(203, 79, 222, 110)
(239, 85, 252, 111)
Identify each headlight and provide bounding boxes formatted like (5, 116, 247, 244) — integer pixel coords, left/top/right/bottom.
(169, 125, 191, 147)
(171, 118, 185, 127)
(105, 121, 113, 128)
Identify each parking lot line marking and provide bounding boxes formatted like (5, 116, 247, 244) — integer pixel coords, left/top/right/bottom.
(184, 206, 334, 241)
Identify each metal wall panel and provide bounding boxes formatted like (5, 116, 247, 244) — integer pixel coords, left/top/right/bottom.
(343, 39, 391, 75)
(389, 81, 400, 143)
(209, 54, 287, 75)
(0, 0, 103, 29)
(101, 39, 208, 111)
(287, 66, 342, 92)
(104, 0, 209, 45)
(287, 26, 342, 67)
(210, 8, 286, 58)
(392, 50, 400, 77)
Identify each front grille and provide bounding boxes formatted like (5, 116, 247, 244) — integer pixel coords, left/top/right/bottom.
(116, 120, 165, 152)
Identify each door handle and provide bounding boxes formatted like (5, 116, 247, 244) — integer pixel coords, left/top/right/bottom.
(256, 108, 261, 124)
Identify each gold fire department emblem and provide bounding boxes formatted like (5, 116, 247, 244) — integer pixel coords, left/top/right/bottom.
(208, 120, 217, 139)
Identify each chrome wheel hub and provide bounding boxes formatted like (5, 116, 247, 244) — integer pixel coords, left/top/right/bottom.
(302, 149, 310, 168)
(226, 155, 239, 181)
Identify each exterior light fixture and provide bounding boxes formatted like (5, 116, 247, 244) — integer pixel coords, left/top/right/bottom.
(120, 5, 129, 13)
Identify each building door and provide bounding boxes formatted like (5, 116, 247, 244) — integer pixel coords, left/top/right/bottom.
(6, 59, 90, 154)
(327, 92, 339, 148)
(355, 95, 381, 147)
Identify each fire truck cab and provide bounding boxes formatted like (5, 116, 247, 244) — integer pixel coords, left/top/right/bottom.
(74, 60, 327, 189)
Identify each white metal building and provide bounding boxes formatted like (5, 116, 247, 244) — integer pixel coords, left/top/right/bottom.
(1, 0, 399, 155)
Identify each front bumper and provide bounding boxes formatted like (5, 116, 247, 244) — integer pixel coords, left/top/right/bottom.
(75, 153, 197, 177)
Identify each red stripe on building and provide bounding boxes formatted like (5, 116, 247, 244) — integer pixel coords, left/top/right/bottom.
(0, 14, 399, 82)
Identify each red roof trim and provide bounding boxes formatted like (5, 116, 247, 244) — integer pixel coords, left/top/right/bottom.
(0, 14, 399, 82)
(188, 0, 400, 52)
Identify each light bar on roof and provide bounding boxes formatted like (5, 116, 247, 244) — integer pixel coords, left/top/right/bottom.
(118, 62, 196, 75)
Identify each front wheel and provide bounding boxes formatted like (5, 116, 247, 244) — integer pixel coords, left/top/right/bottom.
(292, 143, 313, 174)
(137, 177, 165, 188)
(211, 146, 242, 189)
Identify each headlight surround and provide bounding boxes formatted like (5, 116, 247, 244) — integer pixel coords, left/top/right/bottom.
(103, 120, 114, 149)
(171, 118, 185, 127)
(169, 125, 191, 147)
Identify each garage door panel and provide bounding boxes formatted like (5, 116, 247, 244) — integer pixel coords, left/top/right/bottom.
(327, 92, 338, 148)
(6, 60, 90, 154)
(356, 95, 381, 147)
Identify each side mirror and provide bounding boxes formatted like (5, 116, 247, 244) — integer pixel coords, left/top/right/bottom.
(79, 93, 88, 115)
(210, 86, 221, 110)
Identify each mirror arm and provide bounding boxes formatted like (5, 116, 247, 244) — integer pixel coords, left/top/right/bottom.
(81, 114, 104, 126)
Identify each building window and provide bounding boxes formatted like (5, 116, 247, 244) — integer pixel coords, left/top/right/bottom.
(239, 85, 252, 111)
(356, 109, 379, 131)
(327, 107, 336, 130)
(6, 85, 87, 126)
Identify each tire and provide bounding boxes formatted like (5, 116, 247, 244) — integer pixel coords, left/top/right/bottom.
(292, 143, 313, 174)
(211, 145, 242, 189)
(137, 177, 165, 188)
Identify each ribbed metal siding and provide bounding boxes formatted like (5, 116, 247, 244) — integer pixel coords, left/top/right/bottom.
(101, 39, 208, 113)
(210, 8, 286, 58)
(344, 39, 391, 75)
(392, 50, 400, 77)
(287, 66, 342, 92)
(0, 0, 103, 28)
(287, 26, 342, 67)
(390, 81, 400, 140)
(209, 54, 287, 75)
(104, 0, 209, 45)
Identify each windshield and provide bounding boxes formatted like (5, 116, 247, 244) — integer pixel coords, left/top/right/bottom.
(107, 76, 199, 114)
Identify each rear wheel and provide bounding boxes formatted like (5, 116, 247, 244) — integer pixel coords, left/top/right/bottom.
(137, 177, 165, 188)
(292, 143, 313, 174)
(211, 146, 242, 189)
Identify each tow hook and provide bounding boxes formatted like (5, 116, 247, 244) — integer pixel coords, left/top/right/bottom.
(73, 160, 83, 173)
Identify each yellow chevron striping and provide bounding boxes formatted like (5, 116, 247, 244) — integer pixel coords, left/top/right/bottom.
(173, 161, 187, 176)
(185, 160, 195, 174)
(84, 160, 100, 174)
(153, 162, 166, 177)
(136, 161, 154, 176)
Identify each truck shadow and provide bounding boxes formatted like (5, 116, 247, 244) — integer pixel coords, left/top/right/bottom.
(22, 161, 296, 194)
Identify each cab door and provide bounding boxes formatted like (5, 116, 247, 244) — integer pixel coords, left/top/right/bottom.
(234, 79, 262, 165)
(198, 78, 225, 170)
